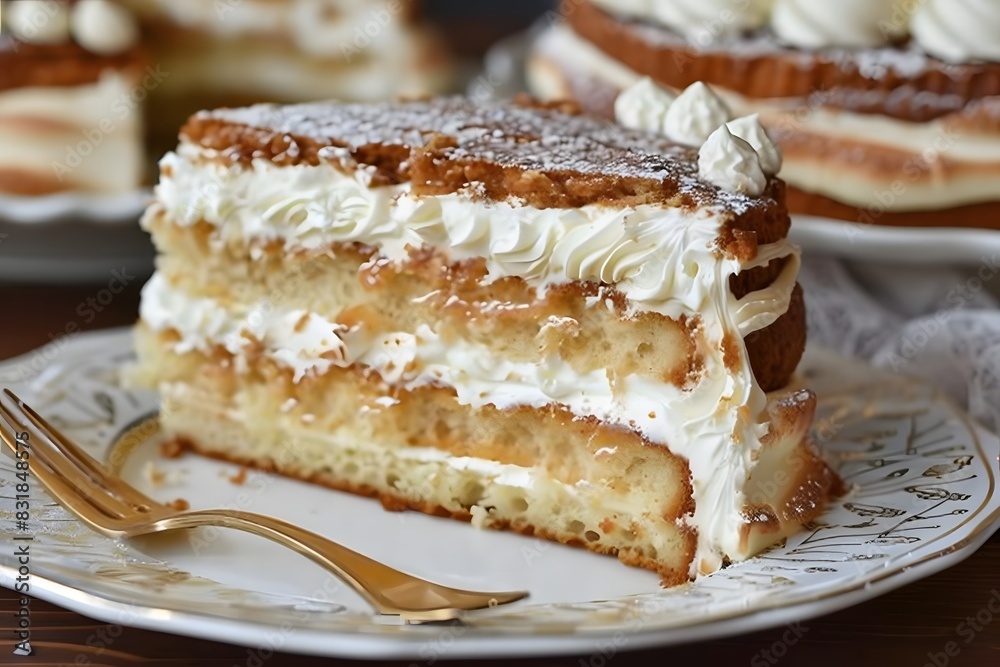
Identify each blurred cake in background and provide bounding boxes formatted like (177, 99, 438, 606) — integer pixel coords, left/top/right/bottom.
(0, 0, 147, 195)
(119, 0, 455, 151)
(528, 0, 1000, 229)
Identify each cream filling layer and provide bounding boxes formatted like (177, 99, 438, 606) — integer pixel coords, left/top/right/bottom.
(153, 144, 798, 325)
(148, 32, 445, 102)
(0, 73, 143, 192)
(146, 142, 801, 571)
(140, 270, 792, 571)
(532, 24, 1000, 210)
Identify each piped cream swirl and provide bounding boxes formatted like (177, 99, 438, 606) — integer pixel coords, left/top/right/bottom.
(771, 0, 907, 49)
(911, 0, 1000, 64)
(663, 82, 732, 147)
(727, 114, 782, 175)
(698, 125, 767, 196)
(613, 77, 677, 134)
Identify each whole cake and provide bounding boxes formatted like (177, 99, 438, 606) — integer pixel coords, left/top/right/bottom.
(130, 96, 840, 583)
(0, 0, 146, 195)
(529, 0, 1000, 229)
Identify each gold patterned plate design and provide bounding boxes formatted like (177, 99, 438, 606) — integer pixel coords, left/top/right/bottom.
(1, 328, 998, 659)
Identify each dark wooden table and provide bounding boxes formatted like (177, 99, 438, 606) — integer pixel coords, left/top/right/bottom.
(2, 281, 999, 666)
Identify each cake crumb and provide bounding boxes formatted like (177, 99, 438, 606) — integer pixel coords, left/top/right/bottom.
(593, 446, 617, 461)
(167, 498, 190, 511)
(144, 462, 167, 487)
(374, 396, 399, 408)
(470, 505, 491, 529)
(228, 468, 248, 486)
(160, 439, 186, 459)
(143, 461, 186, 488)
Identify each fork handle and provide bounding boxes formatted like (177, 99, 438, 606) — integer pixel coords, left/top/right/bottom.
(154, 508, 453, 616)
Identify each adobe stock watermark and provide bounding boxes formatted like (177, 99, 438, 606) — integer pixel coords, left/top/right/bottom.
(750, 621, 809, 666)
(881, 254, 1000, 371)
(50, 64, 170, 182)
(340, 0, 405, 62)
(876, 0, 923, 40)
(844, 123, 963, 244)
(1, 0, 64, 53)
(8, 267, 136, 381)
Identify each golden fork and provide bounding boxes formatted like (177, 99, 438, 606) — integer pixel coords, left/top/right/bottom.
(0, 388, 528, 622)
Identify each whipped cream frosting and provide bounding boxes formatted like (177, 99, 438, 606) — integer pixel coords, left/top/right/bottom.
(71, 0, 140, 56)
(771, 0, 907, 49)
(591, 0, 773, 41)
(613, 77, 676, 134)
(593, 0, 994, 63)
(699, 126, 767, 196)
(612, 79, 779, 193)
(146, 143, 801, 570)
(142, 241, 796, 571)
(6, 0, 72, 45)
(727, 114, 782, 176)
(663, 82, 732, 147)
(4, 0, 138, 54)
(154, 145, 793, 320)
(911, 0, 1000, 64)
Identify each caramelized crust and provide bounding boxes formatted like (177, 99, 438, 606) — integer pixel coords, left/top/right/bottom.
(0, 169, 73, 196)
(565, 0, 1000, 123)
(0, 37, 147, 91)
(179, 96, 789, 237)
(744, 284, 806, 392)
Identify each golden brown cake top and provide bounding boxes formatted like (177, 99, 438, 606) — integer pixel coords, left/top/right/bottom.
(0, 36, 146, 91)
(181, 96, 788, 223)
(569, 0, 1000, 123)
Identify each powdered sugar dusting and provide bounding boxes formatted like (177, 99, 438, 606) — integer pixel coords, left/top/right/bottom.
(630, 19, 939, 81)
(202, 97, 770, 210)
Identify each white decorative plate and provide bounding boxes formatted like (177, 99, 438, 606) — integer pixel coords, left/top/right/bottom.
(1, 329, 998, 659)
(0, 190, 154, 283)
(790, 215, 1000, 266)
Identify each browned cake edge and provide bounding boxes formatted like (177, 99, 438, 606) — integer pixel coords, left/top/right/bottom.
(564, 0, 1000, 123)
(0, 38, 148, 92)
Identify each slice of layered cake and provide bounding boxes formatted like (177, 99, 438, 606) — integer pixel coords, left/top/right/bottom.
(0, 0, 147, 195)
(130, 96, 840, 582)
(529, 0, 1000, 229)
